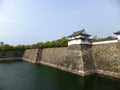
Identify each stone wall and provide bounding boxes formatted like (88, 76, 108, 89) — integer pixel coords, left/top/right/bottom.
(0, 42, 120, 78)
(23, 49, 39, 63)
(22, 46, 94, 76)
(80, 45, 95, 75)
(0, 50, 25, 61)
(35, 45, 94, 76)
(92, 42, 120, 78)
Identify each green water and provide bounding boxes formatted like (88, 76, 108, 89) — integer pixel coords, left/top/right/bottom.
(0, 61, 119, 90)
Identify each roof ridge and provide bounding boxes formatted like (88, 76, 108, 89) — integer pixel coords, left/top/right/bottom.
(68, 29, 91, 37)
(114, 31, 120, 35)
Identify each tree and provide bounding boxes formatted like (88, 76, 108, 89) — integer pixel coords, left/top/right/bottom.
(0, 44, 14, 50)
(0, 37, 68, 50)
(92, 36, 116, 42)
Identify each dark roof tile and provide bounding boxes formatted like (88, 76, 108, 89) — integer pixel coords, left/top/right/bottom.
(68, 29, 91, 37)
(114, 31, 120, 35)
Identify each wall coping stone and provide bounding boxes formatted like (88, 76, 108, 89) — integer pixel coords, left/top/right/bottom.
(92, 40, 118, 45)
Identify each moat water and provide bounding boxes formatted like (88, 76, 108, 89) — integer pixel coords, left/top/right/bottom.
(0, 61, 119, 90)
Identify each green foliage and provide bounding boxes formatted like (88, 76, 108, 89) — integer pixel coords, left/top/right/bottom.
(1, 36, 116, 50)
(0, 37, 68, 50)
(0, 44, 14, 50)
(32, 37, 68, 48)
(92, 36, 116, 42)
(15, 45, 26, 49)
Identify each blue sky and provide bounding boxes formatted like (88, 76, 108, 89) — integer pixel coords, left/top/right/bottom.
(0, 0, 119, 45)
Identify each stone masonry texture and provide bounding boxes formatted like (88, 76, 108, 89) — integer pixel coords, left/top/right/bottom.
(23, 46, 95, 76)
(92, 42, 120, 78)
(0, 50, 25, 61)
(23, 49, 38, 63)
(0, 42, 120, 78)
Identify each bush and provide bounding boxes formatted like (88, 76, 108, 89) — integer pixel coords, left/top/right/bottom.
(92, 36, 116, 42)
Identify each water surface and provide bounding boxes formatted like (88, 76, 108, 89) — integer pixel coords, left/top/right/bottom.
(0, 61, 119, 90)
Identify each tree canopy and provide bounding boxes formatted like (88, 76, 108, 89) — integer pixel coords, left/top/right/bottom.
(0, 37, 68, 50)
(0, 36, 117, 50)
(92, 36, 116, 42)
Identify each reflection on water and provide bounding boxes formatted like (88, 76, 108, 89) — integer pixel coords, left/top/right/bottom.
(0, 61, 119, 90)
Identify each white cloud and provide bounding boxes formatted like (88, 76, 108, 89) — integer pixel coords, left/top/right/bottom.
(0, 18, 17, 23)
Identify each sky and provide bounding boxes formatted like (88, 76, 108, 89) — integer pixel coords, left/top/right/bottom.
(0, 0, 119, 45)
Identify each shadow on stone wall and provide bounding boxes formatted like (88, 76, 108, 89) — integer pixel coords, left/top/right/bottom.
(0, 50, 25, 61)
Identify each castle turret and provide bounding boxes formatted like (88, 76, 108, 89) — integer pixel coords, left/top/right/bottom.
(68, 29, 91, 46)
(67, 29, 94, 75)
(114, 31, 120, 40)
